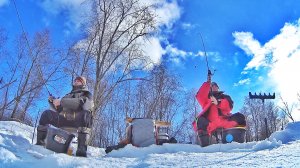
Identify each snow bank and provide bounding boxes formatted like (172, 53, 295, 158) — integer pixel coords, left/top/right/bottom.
(1, 121, 300, 168)
(269, 121, 300, 144)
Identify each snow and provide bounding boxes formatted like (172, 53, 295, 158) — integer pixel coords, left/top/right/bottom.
(1, 121, 300, 167)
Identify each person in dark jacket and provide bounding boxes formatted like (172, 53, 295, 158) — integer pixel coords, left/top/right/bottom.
(36, 76, 94, 157)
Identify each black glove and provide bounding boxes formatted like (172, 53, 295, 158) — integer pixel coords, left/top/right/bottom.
(207, 70, 212, 82)
(208, 69, 212, 75)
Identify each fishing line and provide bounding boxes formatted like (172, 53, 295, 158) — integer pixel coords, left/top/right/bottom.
(12, 0, 52, 96)
(199, 33, 210, 72)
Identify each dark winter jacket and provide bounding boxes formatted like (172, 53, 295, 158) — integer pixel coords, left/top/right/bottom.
(58, 85, 94, 113)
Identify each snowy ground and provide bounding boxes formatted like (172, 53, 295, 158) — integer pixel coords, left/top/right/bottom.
(1, 121, 300, 168)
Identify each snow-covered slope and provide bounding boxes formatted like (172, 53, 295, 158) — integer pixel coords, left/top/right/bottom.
(1, 121, 300, 168)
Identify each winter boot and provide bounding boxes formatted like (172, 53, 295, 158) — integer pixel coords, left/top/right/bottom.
(76, 127, 90, 157)
(36, 125, 48, 146)
(105, 143, 127, 154)
(168, 137, 177, 144)
(198, 130, 210, 147)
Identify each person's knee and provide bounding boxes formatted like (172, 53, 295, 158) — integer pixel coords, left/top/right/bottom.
(78, 127, 91, 134)
(37, 125, 48, 132)
(39, 110, 55, 125)
(63, 111, 92, 128)
(82, 111, 93, 128)
(197, 117, 209, 131)
(229, 112, 246, 126)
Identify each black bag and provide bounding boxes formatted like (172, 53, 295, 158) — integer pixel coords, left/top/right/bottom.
(229, 112, 246, 126)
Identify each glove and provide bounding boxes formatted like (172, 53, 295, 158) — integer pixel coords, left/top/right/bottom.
(207, 70, 212, 82)
(210, 96, 218, 105)
(48, 96, 54, 103)
(208, 70, 212, 75)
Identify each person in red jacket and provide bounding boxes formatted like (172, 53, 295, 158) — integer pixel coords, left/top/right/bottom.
(193, 70, 244, 147)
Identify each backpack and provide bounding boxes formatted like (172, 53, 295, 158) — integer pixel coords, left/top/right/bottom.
(127, 118, 170, 147)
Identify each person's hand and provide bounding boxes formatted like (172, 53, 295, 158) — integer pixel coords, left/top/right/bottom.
(52, 99, 61, 108)
(48, 96, 54, 103)
(207, 70, 212, 82)
(210, 96, 218, 105)
(208, 69, 212, 75)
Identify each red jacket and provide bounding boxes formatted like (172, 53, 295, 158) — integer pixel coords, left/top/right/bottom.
(193, 82, 237, 135)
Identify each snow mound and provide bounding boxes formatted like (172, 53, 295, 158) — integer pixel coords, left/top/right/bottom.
(1, 121, 300, 168)
(269, 121, 300, 144)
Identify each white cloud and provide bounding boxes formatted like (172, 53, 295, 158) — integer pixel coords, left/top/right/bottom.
(0, 0, 9, 7)
(234, 78, 251, 86)
(195, 51, 222, 63)
(141, 0, 181, 67)
(165, 45, 212, 64)
(161, 44, 222, 66)
(40, 0, 182, 67)
(233, 18, 300, 121)
(39, 0, 181, 31)
(233, 53, 239, 66)
(181, 23, 194, 30)
(210, 52, 222, 62)
(139, 0, 181, 29)
(137, 0, 182, 67)
(39, 0, 91, 30)
(143, 37, 165, 68)
(258, 76, 264, 81)
(154, 0, 181, 29)
(196, 51, 205, 57)
(233, 32, 270, 70)
(165, 44, 188, 58)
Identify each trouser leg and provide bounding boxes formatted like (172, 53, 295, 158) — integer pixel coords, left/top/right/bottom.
(198, 130, 210, 147)
(36, 110, 59, 145)
(76, 127, 90, 157)
(196, 116, 210, 147)
(36, 125, 48, 146)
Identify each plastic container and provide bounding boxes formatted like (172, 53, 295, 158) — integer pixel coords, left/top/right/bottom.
(45, 125, 75, 153)
(157, 132, 169, 145)
(222, 127, 246, 143)
(67, 139, 77, 156)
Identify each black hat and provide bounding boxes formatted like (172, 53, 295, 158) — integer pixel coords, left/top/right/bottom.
(211, 82, 219, 88)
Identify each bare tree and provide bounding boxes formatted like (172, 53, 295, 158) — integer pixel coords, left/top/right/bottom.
(278, 95, 295, 122)
(241, 96, 284, 141)
(240, 97, 261, 141)
(265, 102, 280, 134)
(66, 0, 157, 146)
(93, 64, 185, 147)
(73, 0, 156, 114)
(0, 30, 66, 122)
(131, 65, 182, 121)
(171, 89, 200, 143)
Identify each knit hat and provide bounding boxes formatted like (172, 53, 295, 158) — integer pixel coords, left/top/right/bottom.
(211, 82, 219, 88)
(75, 76, 87, 86)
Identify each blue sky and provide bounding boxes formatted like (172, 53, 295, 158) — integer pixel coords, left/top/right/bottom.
(1, 0, 300, 120)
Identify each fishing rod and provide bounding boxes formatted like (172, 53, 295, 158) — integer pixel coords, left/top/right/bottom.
(12, 0, 54, 98)
(199, 33, 216, 80)
(199, 32, 219, 101)
(199, 33, 216, 76)
(199, 33, 210, 73)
